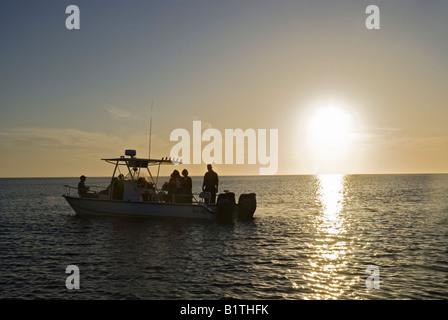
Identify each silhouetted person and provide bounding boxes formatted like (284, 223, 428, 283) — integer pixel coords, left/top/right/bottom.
(168, 170, 181, 202)
(111, 176, 124, 200)
(78, 175, 90, 197)
(181, 169, 192, 204)
(202, 164, 219, 204)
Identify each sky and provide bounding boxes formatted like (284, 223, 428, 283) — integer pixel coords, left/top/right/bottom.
(1, 0, 447, 177)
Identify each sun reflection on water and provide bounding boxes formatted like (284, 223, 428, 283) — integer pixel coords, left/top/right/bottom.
(315, 174, 346, 235)
(302, 174, 357, 299)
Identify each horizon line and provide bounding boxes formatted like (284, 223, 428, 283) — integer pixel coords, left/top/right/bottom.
(1, 172, 448, 179)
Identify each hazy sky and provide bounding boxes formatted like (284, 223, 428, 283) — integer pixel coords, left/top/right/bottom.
(1, 0, 447, 177)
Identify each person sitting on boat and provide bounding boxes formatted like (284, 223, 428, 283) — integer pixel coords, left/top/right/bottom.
(181, 169, 193, 204)
(110, 176, 124, 200)
(202, 164, 219, 204)
(78, 175, 90, 197)
(168, 170, 182, 202)
(137, 177, 149, 188)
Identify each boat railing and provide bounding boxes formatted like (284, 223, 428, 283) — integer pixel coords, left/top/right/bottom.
(144, 192, 210, 205)
(63, 185, 107, 197)
(164, 192, 220, 205)
(64, 184, 212, 205)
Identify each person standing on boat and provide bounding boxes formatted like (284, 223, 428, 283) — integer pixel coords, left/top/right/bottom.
(168, 170, 182, 202)
(181, 169, 193, 204)
(202, 164, 219, 204)
(78, 175, 90, 197)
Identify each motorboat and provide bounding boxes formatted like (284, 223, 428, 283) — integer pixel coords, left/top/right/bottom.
(63, 150, 256, 220)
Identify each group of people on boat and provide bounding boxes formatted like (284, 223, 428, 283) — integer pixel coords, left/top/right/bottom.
(78, 164, 219, 204)
(162, 164, 219, 204)
(162, 168, 193, 203)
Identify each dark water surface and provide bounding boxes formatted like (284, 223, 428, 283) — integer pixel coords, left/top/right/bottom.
(1, 174, 447, 299)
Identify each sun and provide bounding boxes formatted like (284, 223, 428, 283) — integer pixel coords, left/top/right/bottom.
(306, 105, 354, 162)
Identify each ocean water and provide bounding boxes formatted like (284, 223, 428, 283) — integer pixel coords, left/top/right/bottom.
(0, 174, 447, 300)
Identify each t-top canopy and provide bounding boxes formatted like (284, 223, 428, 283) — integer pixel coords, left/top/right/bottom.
(101, 156, 181, 168)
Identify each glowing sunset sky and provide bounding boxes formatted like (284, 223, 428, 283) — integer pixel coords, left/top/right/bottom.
(1, 0, 447, 177)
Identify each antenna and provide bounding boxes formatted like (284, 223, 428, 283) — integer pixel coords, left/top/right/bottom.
(148, 100, 153, 159)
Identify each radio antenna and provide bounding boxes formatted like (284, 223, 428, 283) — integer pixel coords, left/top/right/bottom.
(148, 100, 153, 159)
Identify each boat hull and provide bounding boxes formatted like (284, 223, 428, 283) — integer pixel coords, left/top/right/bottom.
(63, 196, 217, 220)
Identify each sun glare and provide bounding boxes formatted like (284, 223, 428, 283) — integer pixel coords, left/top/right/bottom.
(306, 105, 354, 167)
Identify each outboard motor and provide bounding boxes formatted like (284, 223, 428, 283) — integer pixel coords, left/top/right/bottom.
(217, 192, 236, 221)
(237, 193, 256, 220)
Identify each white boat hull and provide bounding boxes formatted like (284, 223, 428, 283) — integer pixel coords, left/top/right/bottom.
(63, 196, 217, 220)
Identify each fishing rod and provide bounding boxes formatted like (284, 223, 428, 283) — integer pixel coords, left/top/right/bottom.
(148, 100, 153, 160)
